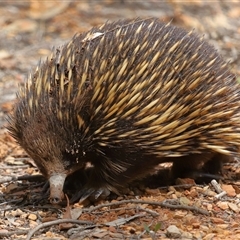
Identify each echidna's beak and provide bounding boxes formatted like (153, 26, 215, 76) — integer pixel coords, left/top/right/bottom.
(48, 173, 66, 204)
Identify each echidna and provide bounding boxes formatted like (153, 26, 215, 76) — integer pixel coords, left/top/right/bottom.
(8, 18, 240, 204)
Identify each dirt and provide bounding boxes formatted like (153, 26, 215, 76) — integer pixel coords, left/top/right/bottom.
(0, 1, 240, 239)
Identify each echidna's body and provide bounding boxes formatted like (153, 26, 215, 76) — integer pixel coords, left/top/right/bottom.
(8, 18, 240, 204)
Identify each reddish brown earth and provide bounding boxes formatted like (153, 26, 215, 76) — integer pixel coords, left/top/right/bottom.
(0, 1, 240, 239)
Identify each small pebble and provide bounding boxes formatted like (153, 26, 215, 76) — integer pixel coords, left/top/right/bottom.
(166, 225, 181, 238)
(28, 213, 37, 221)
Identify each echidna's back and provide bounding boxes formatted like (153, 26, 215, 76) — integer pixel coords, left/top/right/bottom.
(55, 18, 240, 158)
(18, 18, 240, 158)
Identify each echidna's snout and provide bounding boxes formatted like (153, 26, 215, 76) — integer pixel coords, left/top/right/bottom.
(48, 173, 67, 204)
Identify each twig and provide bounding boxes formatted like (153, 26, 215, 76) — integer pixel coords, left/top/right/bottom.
(0, 165, 29, 169)
(138, 206, 159, 217)
(211, 179, 223, 194)
(161, 200, 209, 215)
(84, 199, 209, 216)
(0, 176, 18, 184)
(211, 179, 227, 199)
(26, 219, 94, 240)
(0, 174, 44, 184)
(17, 174, 45, 182)
(0, 199, 21, 207)
(0, 229, 29, 237)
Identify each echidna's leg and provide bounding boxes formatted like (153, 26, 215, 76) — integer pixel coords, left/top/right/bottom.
(170, 153, 230, 181)
(70, 164, 112, 203)
(171, 153, 213, 179)
(70, 153, 166, 202)
(70, 152, 231, 203)
(201, 153, 233, 175)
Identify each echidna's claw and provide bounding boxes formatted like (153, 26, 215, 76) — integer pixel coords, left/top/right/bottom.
(70, 187, 110, 203)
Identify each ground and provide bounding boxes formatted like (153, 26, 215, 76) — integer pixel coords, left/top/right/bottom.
(0, 1, 240, 239)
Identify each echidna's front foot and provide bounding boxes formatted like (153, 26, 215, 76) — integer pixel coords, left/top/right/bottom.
(70, 187, 110, 203)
